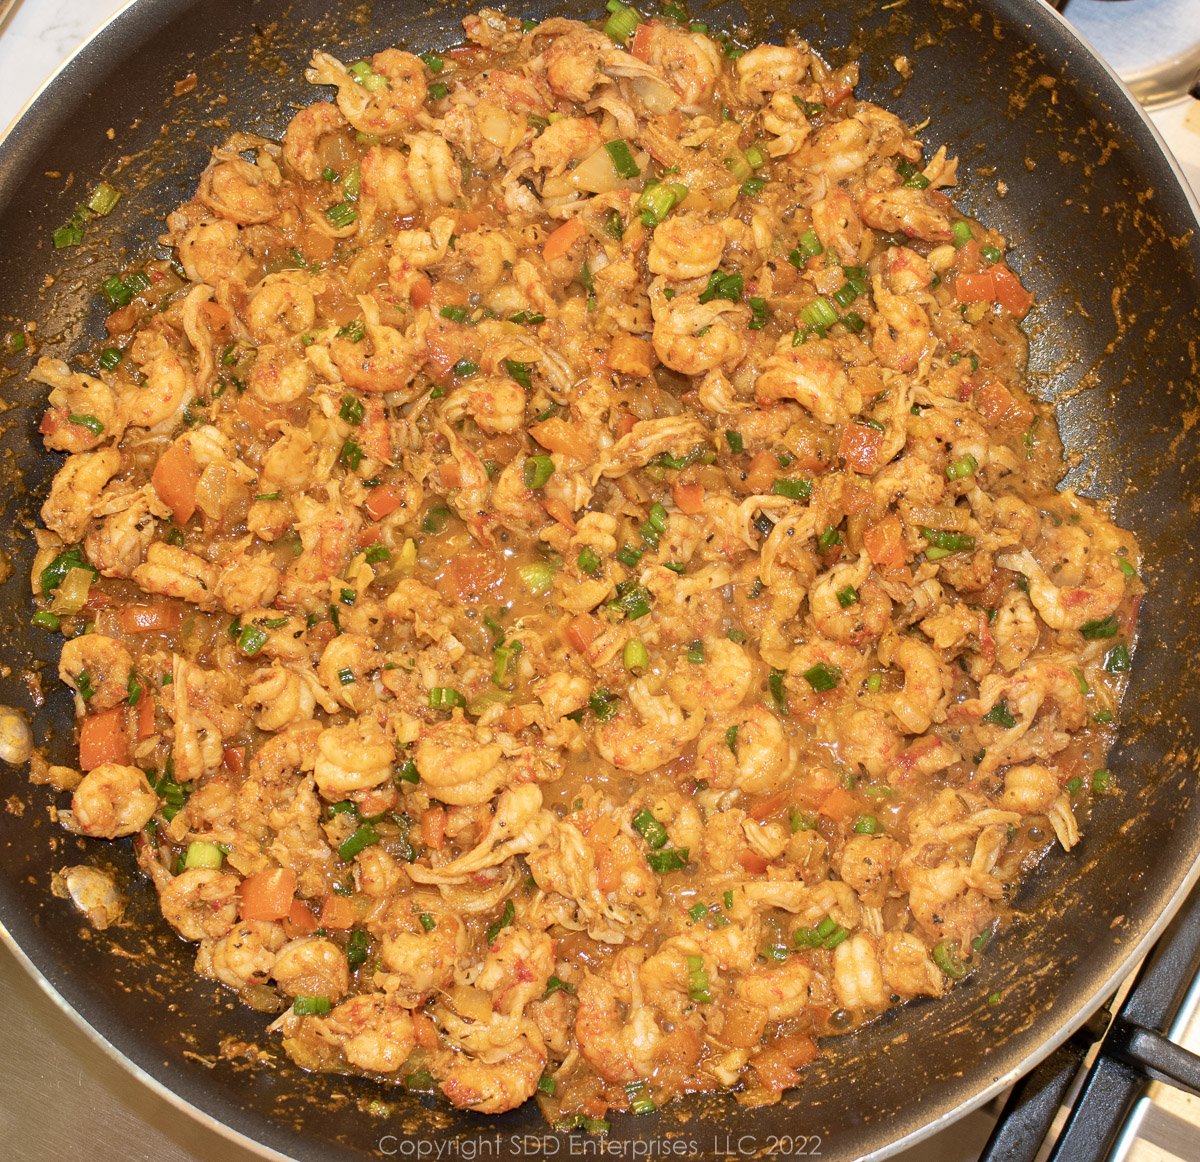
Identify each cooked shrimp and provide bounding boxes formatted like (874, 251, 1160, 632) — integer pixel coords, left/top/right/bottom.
(306, 49, 429, 137)
(647, 212, 728, 280)
(41, 447, 121, 543)
(755, 345, 862, 425)
(594, 679, 705, 775)
(68, 763, 157, 838)
(282, 100, 348, 180)
(59, 634, 134, 712)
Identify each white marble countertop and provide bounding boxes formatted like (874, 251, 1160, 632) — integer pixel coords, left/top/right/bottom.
(0, 2, 1196, 1162)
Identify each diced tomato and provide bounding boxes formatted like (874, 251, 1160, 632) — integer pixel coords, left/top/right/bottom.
(629, 21, 655, 61)
(564, 613, 598, 655)
(992, 268, 1034, 318)
(542, 218, 586, 264)
(862, 513, 907, 572)
(137, 695, 156, 741)
(608, 334, 654, 377)
(955, 271, 998, 303)
(439, 460, 463, 489)
(78, 707, 130, 770)
(541, 496, 577, 531)
(356, 525, 382, 549)
(744, 448, 777, 494)
(617, 412, 638, 438)
(672, 482, 705, 514)
(199, 301, 231, 333)
(752, 1049, 801, 1093)
(223, 746, 246, 775)
(364, 484, 403, 521)
(824, 83, 853, 108)
(409, 276, 433, 308)
(412, 1011, 440, 1050)
(737, 850, 771, 874)
(239, 867, 297, 922)
(117, 603, 184, 634)
(529, 416, 592, 462)
(839, 424, 883, 474)
(151, 443, 200, 525)
(818, 786, 859, 823)
(422, 806, 446, 851)
(747, 789, 790, 822)
(282, 899, 318, 939)
(318, 894, 356, 930)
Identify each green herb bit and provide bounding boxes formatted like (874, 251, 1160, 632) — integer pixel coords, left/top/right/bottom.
(772, 477, 812, 500)
(982, 700, 1017, 728)
(293, 996, 331, 1016)
(768, 667, 789, 715)
(338, 394, 365, 425)
(590, 688, 618, 721)
(337, 823, 380, 862)
(632, 808, 669, 849)
(429, 687, 467, 710)
(646, 847, 689, 874)
(1105, 643, 1131, 673)
(1080, 614, 1119, 640)
(578, 545, 601, 574)
(524, 455, 555, 490)
(802, 662, 842, 692)
(933, 940, 968, 978)
(486, 899, 515, 944)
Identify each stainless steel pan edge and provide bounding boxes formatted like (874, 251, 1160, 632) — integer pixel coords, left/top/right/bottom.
(0, 1, 1197, 1159)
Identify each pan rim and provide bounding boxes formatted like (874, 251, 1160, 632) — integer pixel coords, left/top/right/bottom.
(0, 0, 1197, 1159)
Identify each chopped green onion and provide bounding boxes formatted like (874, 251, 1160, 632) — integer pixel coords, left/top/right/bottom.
(67, 413, 105, 436)
(946, 452, 979, 480)
(524, 455, 555, 490)
(1105, 643, 1131, 673)
(440, 305, 470, 323)
(337, 823, 380, 861)
(337, 318, 365, 342)
(799, 229, 824, 257)
(686, 956, 711, 1004)
(687, 640, 705, 665)
(339, 394, 365, 425)
(608, 580, 652, 619)
(85, 181, 120, 216)
(624, 639, 649, 672)
(1080, 614, 1119, 640)
(538, 1075, 556, 1096)
(951, 221, 972, 248)
(799, 297, 838, 329)
(725, 429, 744, 454)
(604, 139, 641, 179)
(772, 477, 812, 500)
(325, 201, 359, 228)
(420, 51, 444, 73)
(768, 667, 789, 715)
(578, 546, 601, 574)
(980, 244, 1002, 264)
(364, 544, 390, 566)
(817, 526, 841, 551)
(1065, 776, 1083, 795)
(422, 505, 451, 534)
(452, 359, 479, 378)
(698, 270, 743, 304)
(293, 996, 331, 1015)
(396, 759, 419, 785)
(920, 527, 976, 553)
(632, 808, 669, 849)
(836, 585, 859, 609)
(933, 940, 967, 978)
(32, 610, 61, 631)
(341, 436, 363, 470)
(337, 667, 356, 686)
(590, 687, 618, 721)
(1092, 768, 1111, 792)
(518, 560, 555, 595)
(1116, 556, 1137, 578)
(728, 628, 747, 644)
(603, 1, 641, 42)
(803, 662, 842, 692)
(328, 800, 358, 817)
(637, 181, 688, 226)
(647, 847, 689, 873)
(982, 700, 1016, 728)
(504, 359, 532, 389)
(345, 928, 370, 968)
(725, 724, 738, 753)
(617, 543, 643, 568)
(184, 841, 224, 870)
(237, 625, 268, 657)
(486, 899, 515, 944)
(748, 297, 768, 329)
(429, 687, 467, 710)
(852, 815, 879, 835)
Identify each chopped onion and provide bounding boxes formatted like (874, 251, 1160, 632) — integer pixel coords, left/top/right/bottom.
(48, 566, 93, 615)
(632, 75, 678, 114)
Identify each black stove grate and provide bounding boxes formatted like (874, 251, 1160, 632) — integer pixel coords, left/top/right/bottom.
(978, 880, 1200, 1162)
